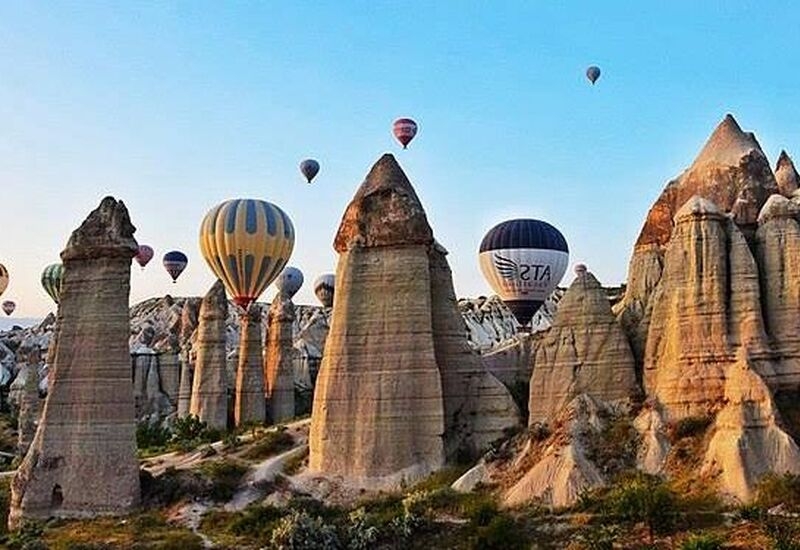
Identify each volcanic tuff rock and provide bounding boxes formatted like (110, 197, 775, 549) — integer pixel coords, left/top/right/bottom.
(429, 242, 520, 460)
(617, 115, 778, 366)
(16, 363, 40, 458)
(310, 155, 446, 487)
(235, 305, 266, 425)
(643, 196, 772, 420)
(189, 280, 229, 431)
(529, 268, 639, 425)
(10, 197, 140, 528)
(775, 151, 800, 197)
(264, 296, 296, 424)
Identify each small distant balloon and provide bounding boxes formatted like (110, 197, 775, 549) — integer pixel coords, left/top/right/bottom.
(41, 263, 64, 305)
(393, 118, 418, 149)
(163, 251, 188, 283)
(2, 301, 15, 316)
(275, 266, 304, 299)
(586, 65, 601, 85)
(0, 263, 7, 298)
(299, 159, 320, 183)
(314, 273, 335, 308)
(135, 245, 155, 269)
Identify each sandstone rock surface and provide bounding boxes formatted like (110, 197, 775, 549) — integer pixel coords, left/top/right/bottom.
(189, 280, 229, 431)
(235, 305, 265, 426)
(775, 151, 800, 197)
(529, 268, 639, 425)
(10, 197, 140, 528)
(264, 296, 296, 424)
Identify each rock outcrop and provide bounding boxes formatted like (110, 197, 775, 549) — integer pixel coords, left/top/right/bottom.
(189, 280, 229, 431)
(309, 154, 446, 487)
(429, 242, 520, 460)
(617, 115, 778, 367)
(16, 363, 40, 458)
(643, 196, 771, 420)
(235, 305, 265, 426)
(10, 197, 140, 528)
(264, 296, 296, 424)
(177, 300, 199, 417)
(775, 151, 800, 197)
(529, 267, 639, 425)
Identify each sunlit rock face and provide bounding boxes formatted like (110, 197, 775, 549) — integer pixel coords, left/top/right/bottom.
(617, 114, 778, 369)
(235, 304, 265, 426)
(775, 151, 800, 197)
(10, 197, 140, 528)
(264, 296, 295, 424)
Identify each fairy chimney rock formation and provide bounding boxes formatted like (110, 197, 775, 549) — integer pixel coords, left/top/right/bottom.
(310, 154, 446, 487)
(264, 296, 296, 424)
(643, 196, 771, 420)
(235, 304, 266, 426)
(10, 196, 140, 528)
(775, 151, 800, 197)
(189, 280, 229, 431)
(617, 114, 778, 366)
(177, 299, 199, 417)
(17, 363, 40, 458)
(529, 268, 639, 425)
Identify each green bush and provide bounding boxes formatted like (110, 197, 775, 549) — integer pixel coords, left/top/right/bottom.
(345, 508, 380, 550)
(603, 473, 678, 542)
(199, 459, 249, 502)
(269, 510, 340, 550)
(680, 533, 723, 550)
(241, 428, 295, 461)
(764, 517, 800, 550)
(472, 514, 526, 550)
(136, 420, 171, 451)
(573, 524, 620, 550)
(171, 415, 222, 451)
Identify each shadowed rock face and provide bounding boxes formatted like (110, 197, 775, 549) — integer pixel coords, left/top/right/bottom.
(265, 297, 295, 424)
(10, 196, 140, 528)
(189, 280, 228, 431)
(529, 269, 639, 425)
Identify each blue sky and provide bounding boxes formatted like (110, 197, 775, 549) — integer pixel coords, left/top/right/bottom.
(2, 1, 800, 317)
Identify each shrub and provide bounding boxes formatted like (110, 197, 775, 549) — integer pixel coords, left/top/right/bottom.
(673, 416, 713, 440)
(603, 473, 678, 542)
(282, 447, 308, 476)
(346, 508, 380, 550)
(755, 473, 800, 511)
(472, 514, 526, 550)
(136, 420, 171, 451)
(241, 428, 295, 461)
(680, 533, 723, 550)
(199, 459, 249, 502)
(573, 524, 620, 550)
(735, 503, 766, 522)
(585, 413, 640, 477)
(269, 511, 340, 550)
(172, 415, 222, 451)
(764, 517, 800, 550)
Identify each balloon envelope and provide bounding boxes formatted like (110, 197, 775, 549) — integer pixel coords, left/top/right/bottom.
(586, 65, 601, 84)
(299, 159, 320, 183)
(41, 263, 64, 305)
(275, 266, 303, 299)
(0, 263, 7, 298)
(135, 245, 155, 268)
(199, 198, 295, 310)
(163, 251, 188, 282)
(479, 219, 569, 326)
(2, 301, 14, 316)
(393, 118, 418, 149)
(313, 273, 335, 308)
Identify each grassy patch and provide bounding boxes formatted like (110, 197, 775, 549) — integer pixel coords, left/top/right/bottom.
(754, 473, 800, 512)
(240, 428, 295, 461)
(282, 447, 308, 476)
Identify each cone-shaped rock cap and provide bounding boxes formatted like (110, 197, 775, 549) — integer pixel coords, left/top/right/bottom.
(202, 279, 228, 310)
(334, 154, 433, 252)
(553, 268, 615, 325)
(674, 195, 724, 223)
(690, 114, 764, 169)
(758, 193, 798, 224)
(62, 196, 138, 261)
(775, 150, 800, 197)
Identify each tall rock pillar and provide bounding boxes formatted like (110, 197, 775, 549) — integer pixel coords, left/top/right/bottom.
(9, 196, 140, 528)
(264, 296, 295, 424)
(309, 154, 445, 488)
(189, 280, 229, 431)
(235, 305, 266, 426)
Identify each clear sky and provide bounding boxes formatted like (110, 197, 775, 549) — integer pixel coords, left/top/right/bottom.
(2, 1, 800, 318)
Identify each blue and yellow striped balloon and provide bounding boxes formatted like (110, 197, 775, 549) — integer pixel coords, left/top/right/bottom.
(41, 263, 64, 305)
(199, 198, 295, 309)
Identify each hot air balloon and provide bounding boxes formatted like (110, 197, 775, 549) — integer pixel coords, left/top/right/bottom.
(199, 198, 295, 310)
(2, 301, 15, 316)
(479, 219, 569, 327)
(586, 65, 601, 85)
(299, 159, 320, 183)
(135, 245, 154, 269)
(0, 263, 7, 298)
(275, 266, 303, 299)
(163, 251, 188, 283)
(393, 118, 418, 149)
(41, 263, 64, 305)
(313, 273, 335, 308)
